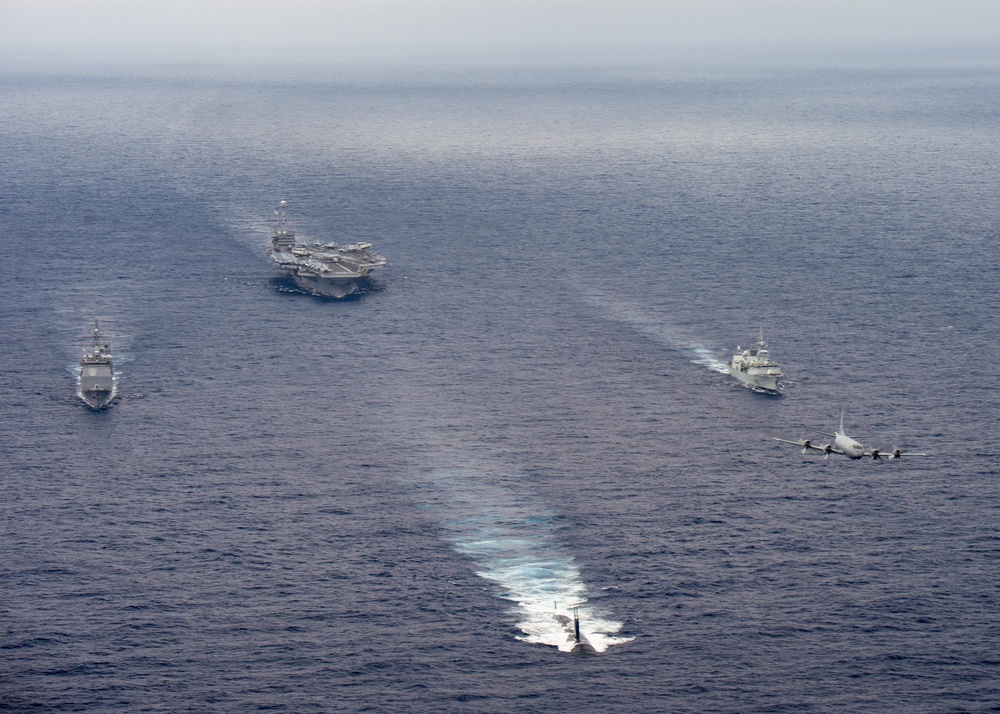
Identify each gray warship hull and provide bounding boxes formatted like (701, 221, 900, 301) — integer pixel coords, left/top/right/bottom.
(725, 365, 780, 393)
(78, 363, 115, 409)
(78, 322, 115, 409)
(726, 329, 783, 393)
(286, 270, 369, 298)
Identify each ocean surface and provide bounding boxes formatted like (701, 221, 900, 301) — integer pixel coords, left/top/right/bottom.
(2, 54, 999, 712)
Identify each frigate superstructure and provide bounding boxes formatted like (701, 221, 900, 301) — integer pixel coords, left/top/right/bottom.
(726, 329, 783, 393)
(78, 321, 115, 409)
(268, 200, 388, 298)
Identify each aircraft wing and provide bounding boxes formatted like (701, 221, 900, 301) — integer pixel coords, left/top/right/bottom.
(866, 448, 928, 461)
(773, 437, 845, 456)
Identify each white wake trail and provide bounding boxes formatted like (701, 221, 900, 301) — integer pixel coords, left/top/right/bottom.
(414, 467, 632, 653)
(586, 294, 729, 373)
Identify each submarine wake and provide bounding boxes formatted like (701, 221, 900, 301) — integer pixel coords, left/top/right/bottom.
(413, 467, 632, 653)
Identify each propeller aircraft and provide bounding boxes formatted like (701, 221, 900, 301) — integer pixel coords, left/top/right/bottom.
(774, 411, 927, 461)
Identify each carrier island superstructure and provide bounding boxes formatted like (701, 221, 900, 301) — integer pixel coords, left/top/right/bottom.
(268, 200, 388, 298)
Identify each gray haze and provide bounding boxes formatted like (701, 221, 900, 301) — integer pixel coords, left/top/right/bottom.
(1, 0, 999, 63)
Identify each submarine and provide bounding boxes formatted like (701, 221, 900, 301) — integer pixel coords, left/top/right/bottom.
(554, 605, 598, 655)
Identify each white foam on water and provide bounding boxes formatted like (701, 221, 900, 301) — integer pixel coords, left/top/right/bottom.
(414, 467, 632, 653)
(584, 293, 729, 373)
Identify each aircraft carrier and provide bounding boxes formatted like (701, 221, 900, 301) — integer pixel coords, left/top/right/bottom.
(268, 200, 388, 298)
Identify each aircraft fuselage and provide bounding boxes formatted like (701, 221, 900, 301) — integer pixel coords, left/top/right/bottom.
(835, 432, 865, 459)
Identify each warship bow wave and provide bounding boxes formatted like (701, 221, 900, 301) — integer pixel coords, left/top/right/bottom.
(78, 321, 115, 409)
(726, 329, 783, 393)
(268, 200, 388, 298)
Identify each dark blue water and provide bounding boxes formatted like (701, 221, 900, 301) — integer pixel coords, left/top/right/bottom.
(2, 57, 999, 712)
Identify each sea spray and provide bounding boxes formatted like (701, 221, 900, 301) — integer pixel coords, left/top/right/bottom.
(579, 290, 728, 373)
(412, 467, 632, 653)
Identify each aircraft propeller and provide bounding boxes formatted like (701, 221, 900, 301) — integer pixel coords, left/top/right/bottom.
(871, 448, 906, 461)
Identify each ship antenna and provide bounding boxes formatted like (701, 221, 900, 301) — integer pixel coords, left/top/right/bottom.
(278, 199, 287, 226)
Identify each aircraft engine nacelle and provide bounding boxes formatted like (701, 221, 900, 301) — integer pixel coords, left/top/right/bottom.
(821, 443, 833, 459)
(800, 440, 811, 455)
(888, 449, 902, 460)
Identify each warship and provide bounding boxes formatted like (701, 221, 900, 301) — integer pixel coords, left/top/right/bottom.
(726, 329, 783, 393)
(268, 200, 388, 298)
(78, 321, 115, 409)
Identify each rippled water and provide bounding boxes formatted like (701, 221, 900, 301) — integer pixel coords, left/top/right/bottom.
(1, 58, 999, 712)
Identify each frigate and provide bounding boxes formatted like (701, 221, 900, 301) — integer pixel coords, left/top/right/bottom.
(268, 200, 388, 298)
(78, 321, 115, 409)
(726, 329, 783, 393)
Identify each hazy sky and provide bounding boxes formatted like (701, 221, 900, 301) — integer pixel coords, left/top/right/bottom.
(1, 0, 998, 61)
